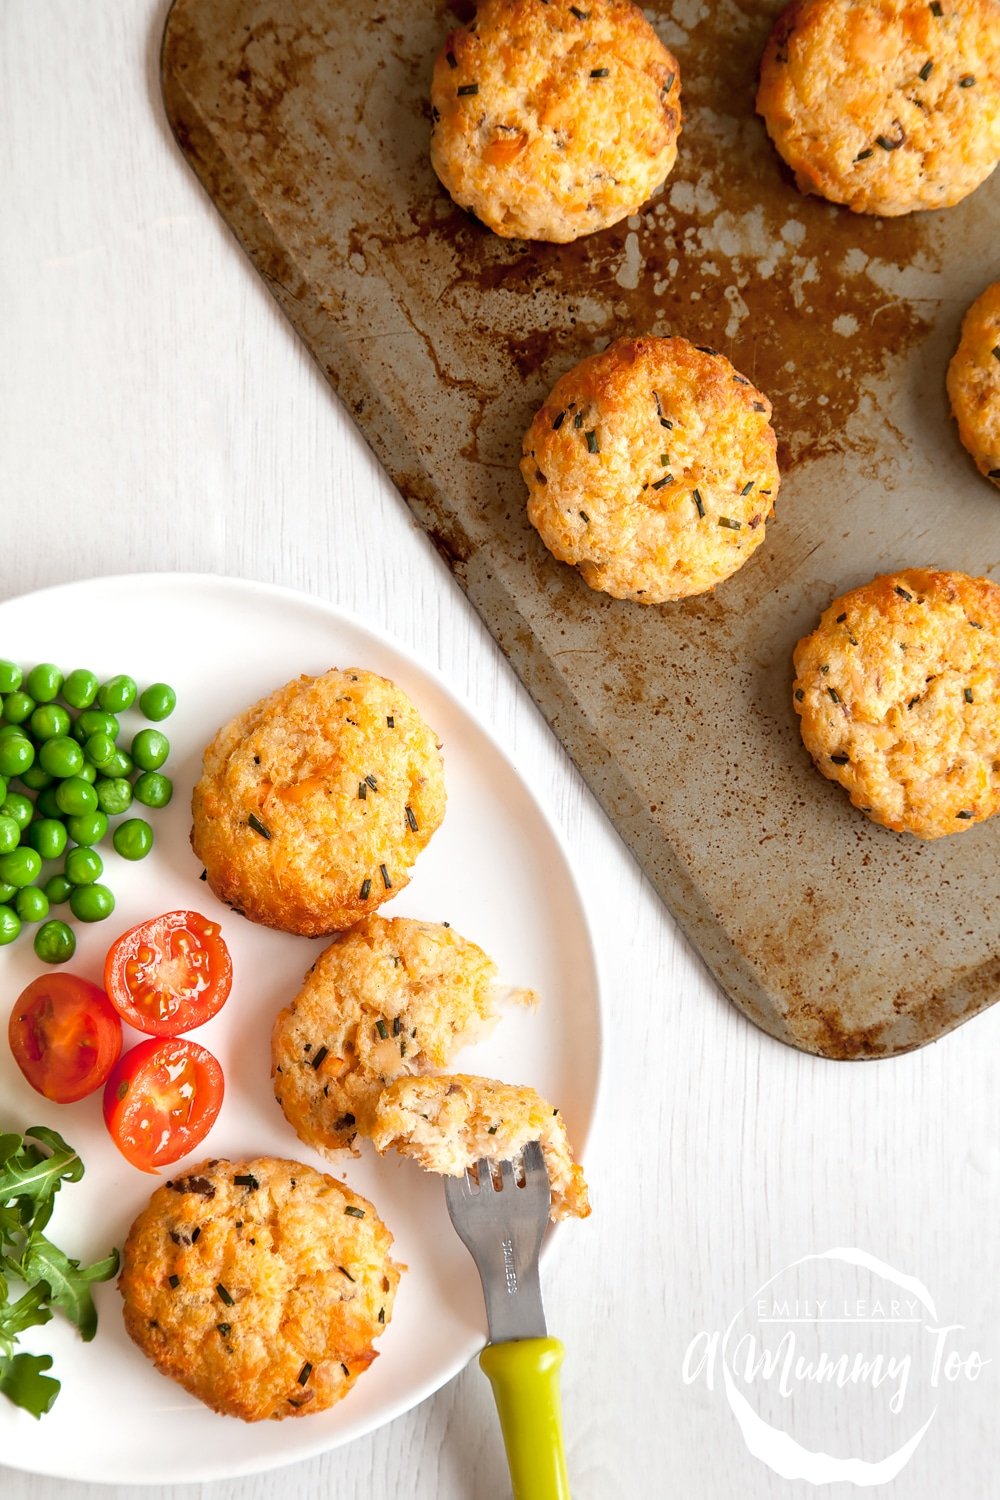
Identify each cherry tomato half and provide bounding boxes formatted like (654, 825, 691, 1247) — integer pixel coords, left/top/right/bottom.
(9, 973, 122, 1103)
(102, 1037, 224, 1172)
(104, 910, 233, 1037)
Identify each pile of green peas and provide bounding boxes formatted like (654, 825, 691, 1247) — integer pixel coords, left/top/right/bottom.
(0, 661, 176, 963)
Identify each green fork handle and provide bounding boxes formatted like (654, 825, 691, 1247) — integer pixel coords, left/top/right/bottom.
(479, 1337, 570, 1500)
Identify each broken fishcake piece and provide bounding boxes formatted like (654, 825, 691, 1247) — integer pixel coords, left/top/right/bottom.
(430, 0, 681, 242)
(947, 280, 1000, 489)
(757, 0, 1000, 216)
(191, 668, 446, 935)
(118, 1157, 401, 1422)
(272, 915, 534, 1153)
(522, 335, 779, 602)
(370, 1074, 590, 1223)
(793, 568, 1000, 838)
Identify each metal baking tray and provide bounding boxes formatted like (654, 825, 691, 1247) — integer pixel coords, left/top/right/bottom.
(161, 0, 1000, 1058)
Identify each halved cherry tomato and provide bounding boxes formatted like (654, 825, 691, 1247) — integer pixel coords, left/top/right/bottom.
(102, 1037, 224, 1172)
(104, 910, 232, 1037)
(9, 973, 122, 1103)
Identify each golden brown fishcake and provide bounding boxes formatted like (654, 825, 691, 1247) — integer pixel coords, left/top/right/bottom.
(191, 669, 446, 935)
(757, 0, 1000, 216)
(430, 0, 681, 242)
(947, 280, 1000, 487)
(521, 336, 779, 602)
(272, 916, 534, 1153)
(793, 569, 1000, 837)
(370, 1073, 590, 1222)
(118, 1157, 401, 1422)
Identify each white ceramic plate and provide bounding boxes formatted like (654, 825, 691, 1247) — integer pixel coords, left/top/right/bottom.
(0, 573, 601, 1485)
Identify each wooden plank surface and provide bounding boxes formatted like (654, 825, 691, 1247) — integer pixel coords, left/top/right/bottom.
(160, 0, 1000, 1057)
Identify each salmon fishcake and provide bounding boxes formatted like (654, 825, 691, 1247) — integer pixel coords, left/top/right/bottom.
(118, 1157, 401, 1422)
(757, 0, 1000, 215)
(793, 569, 1000, 837)
(522, 335, 779, 602)
(272, 916, 535, 1153)
(947, 280, 1000, 487)
(430, 0, 681, 241)
(191, 669, 446, 935)
(370, 1074, 590, 1222)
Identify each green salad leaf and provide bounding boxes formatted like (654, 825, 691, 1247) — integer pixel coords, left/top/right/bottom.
(0, 1125, 118, 1417)
(0, 1353, 60, 1419)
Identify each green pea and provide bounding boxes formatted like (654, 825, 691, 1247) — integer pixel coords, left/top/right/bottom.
(0, 776, 6, 804)
(25, 664, 62, 703)
(133, 771, 172, 809)
(0, 736, 34, 778)
(65, 846, 102, 885)
(54, 777, 98, 817)
(66, 809, 108, 846)
(112, 818, 154, 861)
(39, 735, 84, 779)
(102, 749, 133, 778)
(84, 732, 117, 769)
(34, 787, 62, 819)
(0, 661, 23, 694)
(95, 777, 132, 816)
(2, 691, 35, 725)
(69, 883, 114, 923)
(131, 728, 169, 772)
(62, 668, 99, 710)
(0, 905, 21, 945)
(30, 704, 71, 741)
(26, 819, 67, 860)
(0, 816, 20, 855)
(34, 918, 76, 963)
(139, 682, 176, 721)
(97, 675, 137, 714)
(43, 873, 73, 904)
(19, 765, 52, 791)
(74, 708, 118, 741)
(0, 882, 15, 904)
(15, 886, 49, 923)
(77, 761, 96, 784)
(2, 792, 33, 830)
(0, 847, 42, 887)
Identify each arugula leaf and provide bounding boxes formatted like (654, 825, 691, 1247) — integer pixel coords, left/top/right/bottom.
(0, 1129, 82, 1204)
(20, 1236, 119, 1341)
(0, 1352, 60, 1419)
(0, 1125, 118, 1416)
(0, 1135, 23, 1170)
(0, 1284, 53, 1349)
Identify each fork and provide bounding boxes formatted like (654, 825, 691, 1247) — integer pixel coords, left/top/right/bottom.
(444, 1142, 570, 1500)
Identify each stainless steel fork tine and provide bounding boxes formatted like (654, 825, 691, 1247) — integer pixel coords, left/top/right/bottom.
(522, 1140, 545, 1176)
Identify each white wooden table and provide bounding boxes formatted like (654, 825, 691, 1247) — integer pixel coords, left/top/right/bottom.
(2, 4, 996, 1497)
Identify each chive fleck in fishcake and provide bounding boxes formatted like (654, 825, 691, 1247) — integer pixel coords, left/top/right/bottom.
(793, 569, 1000, 838)
(947, 280, 1000, 488)
(272, 915, 536, 1153)
(118, 1157, 401, 1422)
(430, 0, 681, 242)
(370, 1073, 590, 1223)
(191, 669, 446, 935)
(757, 0, 1000, 216)
(522, 335, 779, 602)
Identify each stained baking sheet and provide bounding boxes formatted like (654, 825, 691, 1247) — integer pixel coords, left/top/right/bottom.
(161, 0, 1000, 1057)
